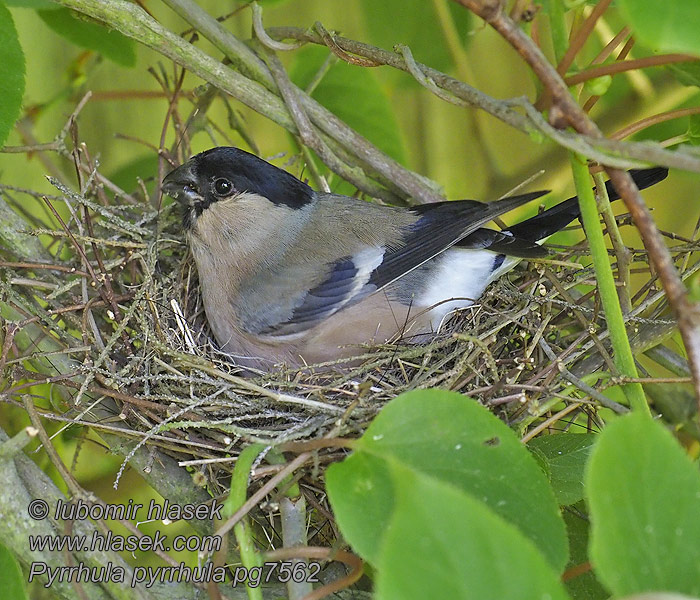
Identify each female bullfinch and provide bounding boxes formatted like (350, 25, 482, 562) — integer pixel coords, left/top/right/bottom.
(162, 147, 667, 370)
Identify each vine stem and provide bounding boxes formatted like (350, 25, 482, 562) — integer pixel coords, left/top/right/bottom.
(593, 170, 633, 313)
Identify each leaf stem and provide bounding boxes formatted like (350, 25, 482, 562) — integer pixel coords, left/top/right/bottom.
(566, 54, 698, 85)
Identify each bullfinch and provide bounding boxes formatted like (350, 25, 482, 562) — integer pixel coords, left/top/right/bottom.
(162, 147, 667, 370)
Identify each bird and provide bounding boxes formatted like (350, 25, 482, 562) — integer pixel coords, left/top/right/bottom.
(162, 146, 668, 371)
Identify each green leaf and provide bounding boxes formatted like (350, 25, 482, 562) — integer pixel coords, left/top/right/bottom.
(563, 506, 608, 600)
(375, 467, 570, 600)
(617, 0, 700, 56)
(529, 434, 597, 505)
(0, 3, 25, 148)
(290, 46, 406, 165)
(327, 389, 568, 570)
(3, 0, 56, 7)
(0, 543, 28, 600)
(360, 0, 472, 73)
(586, 412, 700, 597)
(668, 62, 700, 88)
(37, 8, 136, 68)
(326, 452, 394, 563)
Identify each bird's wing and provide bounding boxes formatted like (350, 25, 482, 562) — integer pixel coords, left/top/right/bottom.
(256, 191, 548, 337)
(256, 247, 384, 336)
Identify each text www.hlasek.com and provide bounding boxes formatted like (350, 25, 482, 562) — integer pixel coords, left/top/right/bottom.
(28, 530, 220, 554)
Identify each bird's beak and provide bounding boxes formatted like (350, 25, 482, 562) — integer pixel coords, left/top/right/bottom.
(162, 161, 202, 205)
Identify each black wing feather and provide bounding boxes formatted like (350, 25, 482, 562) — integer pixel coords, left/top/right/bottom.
(454, 228, 549, 258)
(454, 167, 668, 256)
(506, 167, 668, 241)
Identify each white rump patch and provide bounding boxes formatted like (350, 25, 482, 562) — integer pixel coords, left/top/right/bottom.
(418, 248, 523, 329)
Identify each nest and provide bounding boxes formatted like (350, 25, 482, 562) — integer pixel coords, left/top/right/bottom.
(0, 151, 684, 499)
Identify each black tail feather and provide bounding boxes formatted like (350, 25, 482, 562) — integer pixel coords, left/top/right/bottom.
(505, 167, 669, 242)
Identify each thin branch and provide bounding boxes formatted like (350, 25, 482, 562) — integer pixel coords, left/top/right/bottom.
(44, 1, 700, 177)
(160, 0, 442, 203)
(612, 106, 700, 140)
(256, 37, 401, 203)
(566, 54, 698, 86)
(251, 2, 304, 51)
(313, 21, 380, 67)
(536, 338, 628, 414)
(1, 142, 62, 153)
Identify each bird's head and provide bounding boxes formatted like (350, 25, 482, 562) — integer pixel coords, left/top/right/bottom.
(162, 147, 314, 229)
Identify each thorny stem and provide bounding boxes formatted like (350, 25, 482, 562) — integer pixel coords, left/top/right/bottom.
(452, 0, 700, 411)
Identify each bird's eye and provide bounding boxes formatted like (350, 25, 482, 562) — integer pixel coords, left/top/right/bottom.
(213, 178, 234, 197)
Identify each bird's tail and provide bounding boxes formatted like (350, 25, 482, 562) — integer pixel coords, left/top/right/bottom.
(506, 167, 669, 242)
